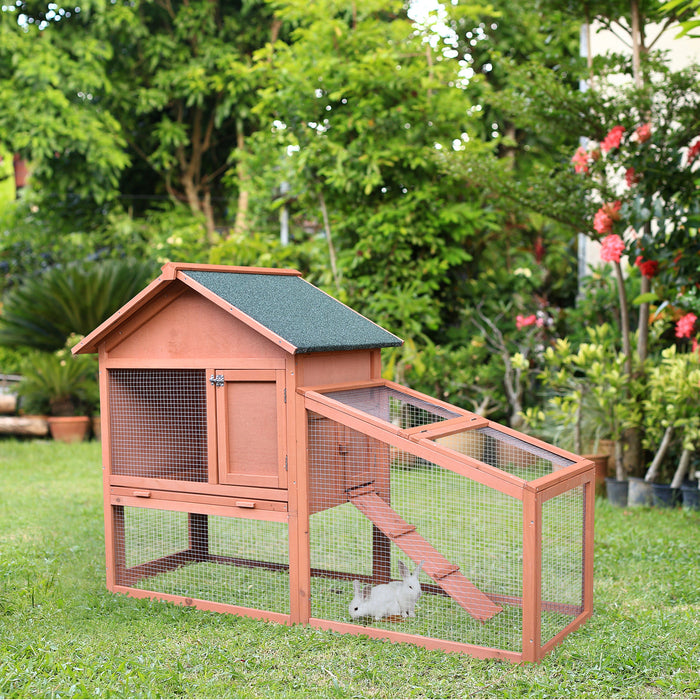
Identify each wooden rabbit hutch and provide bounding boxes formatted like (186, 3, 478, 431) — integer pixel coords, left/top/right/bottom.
(74, 262, 594, 663)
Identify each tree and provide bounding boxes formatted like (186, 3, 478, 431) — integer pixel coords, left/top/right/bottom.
(0, 0, 285, 238)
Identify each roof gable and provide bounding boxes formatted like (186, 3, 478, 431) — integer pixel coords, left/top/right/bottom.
(74, 263, 402, 355)
(181, 269, 402, 354)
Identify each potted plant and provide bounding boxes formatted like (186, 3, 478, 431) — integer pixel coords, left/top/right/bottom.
(643, 345, 700, 507)
(16, 341, 98, 443)
(521, 323, 644, 504)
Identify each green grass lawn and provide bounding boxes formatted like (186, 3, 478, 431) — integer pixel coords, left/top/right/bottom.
(1, 439, 699, 698)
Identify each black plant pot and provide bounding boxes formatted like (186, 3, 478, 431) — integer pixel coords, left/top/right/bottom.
(605, 478, 628, 507)
(680, 481, 700, 510)
(651, 483, 681, 508)
(628, 476, 653, 507)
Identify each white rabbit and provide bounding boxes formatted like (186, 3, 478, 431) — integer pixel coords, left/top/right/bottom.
(348, 559, 424, 620)
(396, 559, 423, 618)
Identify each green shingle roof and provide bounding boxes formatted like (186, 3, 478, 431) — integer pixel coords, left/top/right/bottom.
(182, 270, 403, 354)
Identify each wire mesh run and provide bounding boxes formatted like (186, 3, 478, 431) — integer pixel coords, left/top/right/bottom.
(109, 369, 208, 482)
(540, 487, 585, 646)
(435, 427, 575, 481)
(324, 385, 461, 429)
(306, 412, 587, 655)
(115, 505, 289, 614)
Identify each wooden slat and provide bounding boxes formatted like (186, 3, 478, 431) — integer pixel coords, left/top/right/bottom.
(347, 490, 502, 622)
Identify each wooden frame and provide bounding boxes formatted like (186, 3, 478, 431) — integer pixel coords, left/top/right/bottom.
(76, 263, 593, 663)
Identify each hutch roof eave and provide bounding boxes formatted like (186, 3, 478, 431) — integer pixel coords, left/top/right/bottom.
(72, 262, 403, 357)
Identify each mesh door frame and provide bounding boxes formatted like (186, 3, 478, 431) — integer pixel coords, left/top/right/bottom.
(106, 494, 292, 625)
(299, 385, 595, 662)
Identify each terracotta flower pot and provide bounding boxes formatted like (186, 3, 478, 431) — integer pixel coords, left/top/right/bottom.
(47, 416, 91, 443)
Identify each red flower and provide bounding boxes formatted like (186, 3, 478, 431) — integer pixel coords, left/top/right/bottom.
(601, 125, 625, 153)
(593, 201, 622, 235)
(600, 234, 625, 263)
(687, 137, 700, 164)
(635, 123, 652, 143)
(675, 312, 697, 339)
(634, 255, 658, 279)
(516, 314, 537, 330)
(571, 146, 590, 174)
(625, 167, 639, 187)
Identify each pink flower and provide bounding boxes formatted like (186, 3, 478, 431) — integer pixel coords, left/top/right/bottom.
(516, 314, 537, 330)
(687, 137, 700, 164)
(600, 234, 625, 263)
(601, 125, 625, 153)
(571, 146, 590, 174)
(593, 201, 622, 235)
(675, 312, 697, 339)
(625, 167, 639, 187)
(635, 123, 652, 143)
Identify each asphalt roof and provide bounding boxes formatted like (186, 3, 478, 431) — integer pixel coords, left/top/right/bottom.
(182, 269, 403, 354)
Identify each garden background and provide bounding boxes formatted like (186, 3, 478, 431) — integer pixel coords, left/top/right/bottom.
(0, 0, 699, 694)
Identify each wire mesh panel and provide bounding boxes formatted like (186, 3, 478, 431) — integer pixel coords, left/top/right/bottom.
(109, 369, 208, 482)
(307, 414, 526, 653)
(435, 427, 575, 481)
(540, 487, 586, 646)
(324, 386, 461, 429)
(116, 505, 290, 614)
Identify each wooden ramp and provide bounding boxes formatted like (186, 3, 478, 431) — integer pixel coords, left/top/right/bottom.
(347, 485, 502, 622)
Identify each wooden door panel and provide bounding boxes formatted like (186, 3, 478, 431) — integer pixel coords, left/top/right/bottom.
(216, 369, 287, 488)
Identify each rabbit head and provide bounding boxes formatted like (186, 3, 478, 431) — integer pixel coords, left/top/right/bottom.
(397, 559, 424, 617)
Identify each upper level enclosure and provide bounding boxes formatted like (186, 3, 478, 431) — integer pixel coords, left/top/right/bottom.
(74, 262, 594, 663)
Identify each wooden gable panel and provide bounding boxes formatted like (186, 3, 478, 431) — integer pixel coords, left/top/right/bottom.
(105, 286, 286, 362)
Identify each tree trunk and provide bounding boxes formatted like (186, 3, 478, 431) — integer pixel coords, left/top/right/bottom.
(319, 190, 342, 291)
(630, 0, 644, 89)
(645, 425, 674, 482)
(233, 126, 250, 237)
(671, 447, 692, 488)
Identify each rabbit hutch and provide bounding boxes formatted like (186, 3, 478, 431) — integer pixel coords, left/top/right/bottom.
(73, 262, 594, 663)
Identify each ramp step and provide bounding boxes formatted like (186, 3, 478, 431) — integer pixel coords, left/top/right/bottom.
(348, 490, 502, 622)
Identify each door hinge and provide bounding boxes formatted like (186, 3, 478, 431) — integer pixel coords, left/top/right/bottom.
(285, 455, 288, 471)
(284, 387, 287, 403)
(209, 373, 224, 387)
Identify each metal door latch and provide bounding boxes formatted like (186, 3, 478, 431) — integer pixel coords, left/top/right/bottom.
(209, 374, 224, 387)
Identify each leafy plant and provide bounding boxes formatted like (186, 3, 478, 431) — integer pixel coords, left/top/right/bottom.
(0, 258, 155, 352)
(16, 341, 97, 417)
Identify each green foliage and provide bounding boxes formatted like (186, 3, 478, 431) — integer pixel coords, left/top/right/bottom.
(16, 341, 98, 416)
(0, 258, 155, 351)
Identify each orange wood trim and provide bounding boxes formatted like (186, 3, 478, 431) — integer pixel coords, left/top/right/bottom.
(110, 494, 289, 523)
(297, 379, 385, 395)
(107, 474, 288, 502)
(110, 487, 288, 512)
(530, 462, 595, 501)
(111, 585, 292, 625)
(206, 367, 219, 485)
(404, 414, 489, 439)
(305, 393, 525, 499)
(522, 489, 542, 663)
(177, 272, 298, 354)
(582, 479, 595, 619)
(101, 357, 288, 369)
(108, 474, 288, 501)
(370, 348, 382, 379)
(307, 619, 522, 662)
(292, 388, 311, 624)
(163, 262, 301, 278)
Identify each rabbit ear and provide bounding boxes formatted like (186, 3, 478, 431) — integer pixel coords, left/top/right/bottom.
(362, 585, 372, 600)
(353, 580, 362, 595)
(415, 560, 424, 575)
(398, 560, 408, 578)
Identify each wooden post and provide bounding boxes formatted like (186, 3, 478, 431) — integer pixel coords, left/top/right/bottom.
(522, 487, 542, 663)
